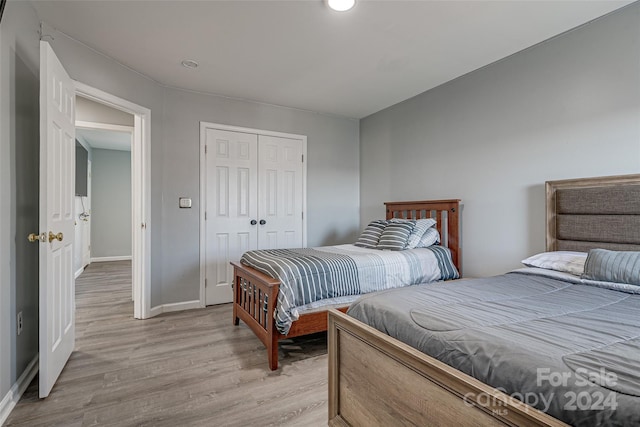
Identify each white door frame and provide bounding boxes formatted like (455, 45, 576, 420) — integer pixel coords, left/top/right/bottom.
(75, 82, 151, 319)
(76, 120, 134, 134)
(199, 122, 307, 307)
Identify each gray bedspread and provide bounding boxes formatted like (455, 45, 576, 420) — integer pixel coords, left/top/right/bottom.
(240, 244, 458, 335)
(347, 269, 640, 426)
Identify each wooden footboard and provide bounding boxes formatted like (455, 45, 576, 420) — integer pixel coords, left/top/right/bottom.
(232, 261, 349, 370)
(232, 261, 280, 370)
(328, 309, 568, 427)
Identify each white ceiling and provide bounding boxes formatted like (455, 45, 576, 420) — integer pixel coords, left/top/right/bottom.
(76, 128, 132, 152)
(32, 0, 632, 119)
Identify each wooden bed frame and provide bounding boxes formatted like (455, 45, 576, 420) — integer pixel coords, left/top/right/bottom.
(232, 199, 461, 370)
(328, 310, 567, 427)
(328, 174, 640, 427)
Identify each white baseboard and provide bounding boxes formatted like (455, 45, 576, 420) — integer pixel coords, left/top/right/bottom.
(75, 261, 92, 278)
(149, 300, 203, 317)
(91, 256, 132, 263)
(148, 305, 163, 318)
(0, 355, 38, 425)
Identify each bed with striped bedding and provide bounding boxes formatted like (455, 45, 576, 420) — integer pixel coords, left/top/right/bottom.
(240, 243, 458, 335)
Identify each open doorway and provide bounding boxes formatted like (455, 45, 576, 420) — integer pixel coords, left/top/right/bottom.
(74, 82, 151, 320)
(75, 96, 134, 302)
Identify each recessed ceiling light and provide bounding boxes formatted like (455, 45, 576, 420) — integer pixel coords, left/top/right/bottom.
(327, 0, 355, 12)
(181, 59, 199, 69)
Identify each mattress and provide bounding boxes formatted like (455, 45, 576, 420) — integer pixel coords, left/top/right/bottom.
(240, 243, 458, 335)
(347, 268, 640, 426)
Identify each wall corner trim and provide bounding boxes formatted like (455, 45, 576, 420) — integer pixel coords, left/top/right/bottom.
(0, 355, 39, 425)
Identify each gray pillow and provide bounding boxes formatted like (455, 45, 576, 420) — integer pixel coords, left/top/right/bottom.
(354, 220, 388, 248)
(582, 249, 640, 286)
(377, 221, 415, 251)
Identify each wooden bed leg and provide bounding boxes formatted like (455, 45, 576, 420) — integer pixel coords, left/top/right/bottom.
(232, 275, 240, 326)
(232, 301, 239, 326)
(233, 313, 239, 326)
(268, 332, 279, 370)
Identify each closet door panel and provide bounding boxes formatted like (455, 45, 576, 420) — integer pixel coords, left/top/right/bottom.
(257, 135, 303, 250)
(205, 129, 258, 305)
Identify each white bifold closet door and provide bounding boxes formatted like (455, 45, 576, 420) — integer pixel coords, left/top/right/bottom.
(204, 128, 304, 305)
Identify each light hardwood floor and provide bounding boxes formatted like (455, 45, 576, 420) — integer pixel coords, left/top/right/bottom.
(6, 261, 328, 426)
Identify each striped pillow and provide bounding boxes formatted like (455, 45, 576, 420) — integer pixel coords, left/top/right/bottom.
(354, 220, 388, 248)
(416, 227, 441, 248)
(377, 221, 416, 251)
(582, 249, 640, 285)
(395, 218, 437, 249)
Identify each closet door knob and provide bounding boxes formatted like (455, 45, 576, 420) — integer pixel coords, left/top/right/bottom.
(250, 220, 257, 225)
(259, 220, 266, 225)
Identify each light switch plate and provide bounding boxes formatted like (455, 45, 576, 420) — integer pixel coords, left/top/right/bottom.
(179, 197, 192, 208)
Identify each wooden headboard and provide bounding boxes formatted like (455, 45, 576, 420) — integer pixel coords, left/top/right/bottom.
(546, 174, 640, 252)
(384, 199, 461, 273)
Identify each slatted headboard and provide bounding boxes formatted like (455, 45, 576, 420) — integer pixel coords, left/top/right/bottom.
(546, 174, 640, 252)
(384, 199, 461, 273)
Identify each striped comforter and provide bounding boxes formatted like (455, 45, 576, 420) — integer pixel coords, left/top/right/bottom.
(240, 244, 459, 334)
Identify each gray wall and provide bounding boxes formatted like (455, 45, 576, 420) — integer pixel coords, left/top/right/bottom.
(0, 1, 41, 403)
(91, 149, 132, 258)
(43, 24, 360, 306)
(360, 4, 640, 277)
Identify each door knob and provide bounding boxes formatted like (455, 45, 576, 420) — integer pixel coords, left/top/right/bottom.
(27, 232, 46, 243)
(250, 220, 257, 225)
(48, 231, 64, 243)
(259, 219, 266, 225)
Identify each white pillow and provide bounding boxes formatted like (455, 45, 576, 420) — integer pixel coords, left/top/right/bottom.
(416, 227, 441, 248)
(391, 218, 437, 249)
(521, 251, 587, 276)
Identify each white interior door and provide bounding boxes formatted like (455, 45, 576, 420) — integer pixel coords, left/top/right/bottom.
(257, 135, 304, 250)
(205, 129, 258, 305)
(39, 41, 76, 398)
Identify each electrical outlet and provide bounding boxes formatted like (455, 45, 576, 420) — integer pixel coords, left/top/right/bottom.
(17, 311, 23, 336)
